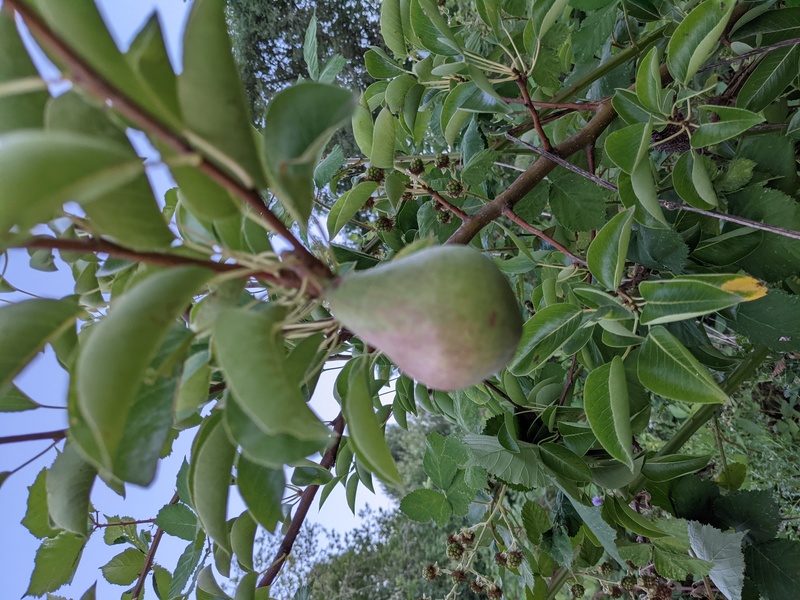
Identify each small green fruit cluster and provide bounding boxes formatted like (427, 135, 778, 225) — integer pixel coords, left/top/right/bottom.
(570, 583, 585, 598)
(600, 561, 614, 576)
(450, 569, 467, 583)
(409, 157, 425, 175)
(506, 549, 523, 569)
(487, 585, 503, 599)
(422, 564, 439, 581)
(435, 153, 450, 169)
(436, 210, 452, 225)
(445, 179, 464, 197)
(446, 541, 464, 561)
(364, 165, 384, 182)
(375, 215, 394, 233)
(620, 575, 637, 591)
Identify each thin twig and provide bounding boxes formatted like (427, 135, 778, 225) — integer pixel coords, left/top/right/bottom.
(507, 135, 800, 242)
(504, 208, 588, 266)
(484, 380, 524, 410)
(7, 440, 59, 475)
(514, 69, 552, 151)
(4, 0, 332, 283)
(406, 172, 468, 220)
(131, 492, 179, 600)
(502, 97, 602, 111)
(257, 413, 346, 589)
(0, 429, 67, 445)
(700, 36, 800, 73)
(559, 356, 579, 407)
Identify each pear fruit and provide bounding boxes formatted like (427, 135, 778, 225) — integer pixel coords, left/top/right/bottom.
(325, 245, 523, 390)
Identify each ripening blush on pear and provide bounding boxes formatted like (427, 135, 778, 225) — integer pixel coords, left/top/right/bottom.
(324, 245, 523, 390)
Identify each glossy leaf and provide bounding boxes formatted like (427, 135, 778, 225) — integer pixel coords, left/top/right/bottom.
(735, 289, 800, 352)
(640, 274, 767, 325)
(691, 106, 765, 148)
(214, 306, 330, 445)
(328, 182, 379, 238)
(737, 45, 800, 112)
(179, 0, 265, 188)
(587, 207, 635, 290)
(510, 304, 585, 375)
(636, 47, 665, 114)
(370, 106, 397, 169)
(666, 0, 736, 83)
(262, 83, 357, 224)
(584, 357, 634, 470)
(189, 412, 235, 552)
(642, 454, 712, 482)
(672, 152, 716, 210)
(76, 267, 211, 470)
(605, 122, 651, 174)
(539, 443, 591, 483)
(46, 444, 96, 535)
(342, 359, 402, 487)
(230, 511, 257, 572)
(638, 327, 728, 404)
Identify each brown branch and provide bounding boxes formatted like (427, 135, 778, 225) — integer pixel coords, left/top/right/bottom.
(448, 100, 619, 245)
(503, 208, 588, 266)
(4, 0, 332, 283)
(257, 413, 346, 589)
(484, 380, 524, 410)
(131, 492, 179, 600)
(558, 356, 579, 407)
(510, 136, 800, 242)
(0, 429, 67, 445)
(514, 69, 552, 151)
(407, 172, 468, 221)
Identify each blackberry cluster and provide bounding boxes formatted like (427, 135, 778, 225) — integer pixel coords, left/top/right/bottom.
(494, 552, 508, 566)
(409, 157, 425, 175)
(609, 586, 623, 598)
(445, 179, 464, 198)
(639, 574, 657, 589)
(600, 562, 614, 576)
(470, 579, 486, 594)
(364, 165, 385, 182)
(446, 541, 464, 561)
(451, 569, 467, 584)
(434, 153, 450, 169)
(570, 583, 585, 598)
(459, 529, 476, 546)
(487, 585, 503, 599)
(651, 583, 672, 599)
(436, 210, 452, 225)
(375, 216, 395, 233)
(506, 549, 523, 569)
(620, 575, 637, 591)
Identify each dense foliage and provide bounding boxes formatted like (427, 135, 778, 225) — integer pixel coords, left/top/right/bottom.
(1, 0, 800, 599)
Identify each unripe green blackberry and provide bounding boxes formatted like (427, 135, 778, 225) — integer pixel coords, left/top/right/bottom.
(470, 579, 486, 594)
(365, 166, 385, 182)
(494, 551, 508, 566)
(446, 542, 464, 561)
(459, 529, 476, 546)
(600, 562, 614, 576)
(609, 586, 623, 599)
(570, 583, 585, 598)
(445, 179, 463, 198)
(621, 575, 637, 591)
(422, 563, 439, 580)
(436, 210, 452, 225)
(506, 549, 523, 569)
(487, 585, 503, 599)
(409, 157, 425, 175)
(375, 216, 395, 233)
(451, 569, 467, 584)
(435, 153, 450, 169)
(640, 575, 657, 589)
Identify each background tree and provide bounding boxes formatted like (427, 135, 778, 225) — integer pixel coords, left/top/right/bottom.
(1, 1, 800, 600)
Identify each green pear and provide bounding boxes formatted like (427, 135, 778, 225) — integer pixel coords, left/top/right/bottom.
(324, 245, 523, 390)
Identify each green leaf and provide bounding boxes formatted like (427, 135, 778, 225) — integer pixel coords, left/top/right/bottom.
(0, 298, 81, 392)
(0, 12, 48, 133)
(381, 0, 406, 58)
(639, 274, 767, 325)
(409, 0, 459, 55)
(691, 106, 765, 148)
(737, 46, 800, 112)
(0, 131, 144, 234)
(666, 0, 736, 83)
(400, 489, 452, 526)
(76, 267, 211, 471)
(343, 359, 402, 487)
(510, 304, 584, 375)
(46, 444, 96, 535)
(732, 7, 800, 45)
(563, 493, 624, 564)
(638, 327, 728, 404)
(584, 357, 634, 470)
(688, 522, 745, 600)
(170, 532, 206, 599)
(236, 455, 285, 534)
(672, 152, 717, 210)
(539, 443, 591, 483)
(424, 432, 468, 490)
(370, 107, 397, 169)
(231, 511, 257, 572)
(606, 497, 667, 538)
(605, 122, 651, 174)
(463, 435, 542, 488)
(327, 181, 379, 238)
(642, 454, 711, 482)
(653, 545, 712, 580)
(351, 97, 374, 157)
(25, 532, 86, 597)
(548, 169, 609, 232)
(303, 15, 319, 80)
(179, 0, 265, 188)
(214, 306, 330, 444)
(23, 469, 61, 539)
(745, 539, 800, 600)
(636, 47, 666, 114)
(715, 490, 781, 544)
(101, 548, 146, 586)
(734, 289, 800, 352)
(521, 500, 551, 545)
(262, 83, 357, 225)
(155, 503, 198, 542)
(189, 412, 236, 552)
(587, 207, 635, 290)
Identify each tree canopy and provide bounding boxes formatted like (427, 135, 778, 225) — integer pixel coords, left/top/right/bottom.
(1, 0, 800, 599)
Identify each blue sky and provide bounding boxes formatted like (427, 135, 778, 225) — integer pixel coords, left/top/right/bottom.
(0, 2, 391, 598)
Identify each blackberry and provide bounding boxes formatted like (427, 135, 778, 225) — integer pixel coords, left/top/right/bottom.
(621, 575, 637, 591)
(506, 549, 523, 569)
(570, 583, 585, 598)
(654, 583, 672, 599)
(487, 586, 503, 599)
(446, 542, 464, 561)
(434, 153, 450, 169)
(436, 210, 452, 225)
(470, 579, 486, 594)
(494, 551, 508, 566)
(640, 575, 657, 589)
(451, 569, 467, 584)
(445, 179, 463, 198)
(364, 196, 376, 210)
(609, 586, 623, 599)
(365, 166, 385, 182)
(459, 529, 476, 546)
(375, 216, 395, 233)
(422, 563, 439, 580)
(600, 562, 614, 576)
(409, 157, 425, 175)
